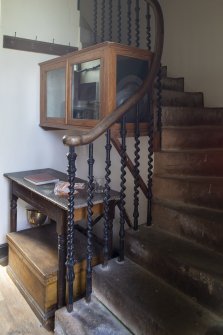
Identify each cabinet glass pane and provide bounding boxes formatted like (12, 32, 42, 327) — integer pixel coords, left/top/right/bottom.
(116, 56, 149, 123)
(72, 59, 100, 120)
(46, 68, 65, 118)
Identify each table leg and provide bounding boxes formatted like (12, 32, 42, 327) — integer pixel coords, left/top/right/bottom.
(10, 193, 18, 232)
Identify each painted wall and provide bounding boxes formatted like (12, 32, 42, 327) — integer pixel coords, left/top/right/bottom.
(160, 0, 223, 107)
(0, 0, 80, 244)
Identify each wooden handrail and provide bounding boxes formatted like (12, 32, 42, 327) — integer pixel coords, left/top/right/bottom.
(63, 0, 164, 147)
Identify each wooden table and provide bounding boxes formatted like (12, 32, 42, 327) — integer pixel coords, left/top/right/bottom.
(4, 168, 119, 308)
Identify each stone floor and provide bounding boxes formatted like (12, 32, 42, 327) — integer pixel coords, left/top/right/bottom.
(0, 264, 53, 335)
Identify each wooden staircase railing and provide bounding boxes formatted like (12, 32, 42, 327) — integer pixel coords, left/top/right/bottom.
(63, 0, 164, 312)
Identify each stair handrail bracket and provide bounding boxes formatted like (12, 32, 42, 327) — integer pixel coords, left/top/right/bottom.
(63, 0, 164, 147)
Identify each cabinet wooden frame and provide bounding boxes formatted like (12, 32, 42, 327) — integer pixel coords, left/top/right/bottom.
(39, 42, 153, 133)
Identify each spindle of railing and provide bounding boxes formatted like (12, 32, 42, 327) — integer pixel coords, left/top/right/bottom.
(135, 0, 140, 47)
(101, 0, 105, 42)
(156, 64, 162, 144)
(117, 0, 122, 43)
(109, 0, 113, 41)
(147, 98, 153, 226)
(94, 0, 98, 44)
(66, 146, 77, 312)
(146, 1, 153, 226)
(127, 0, 132, 45)
(119, 116, 127, 262)
(86, 143, 95, 303)
(133, 104, 140, 230)
(146, 1, 152, 50)
(103, 129, 112, 267)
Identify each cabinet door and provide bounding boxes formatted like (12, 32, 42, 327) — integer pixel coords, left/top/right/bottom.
(40, 61, 67, 128)
(69, 59, 101, 125)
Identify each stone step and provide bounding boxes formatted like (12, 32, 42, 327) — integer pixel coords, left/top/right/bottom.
(152, 199, 223, 253)
(93, 258, 221, 335)
(160, 90, 204, 108)
(162, 107, 223, 127)
(153, 175, 223, 210)
(154, 149, 223, 176)
(155, 77, 184, 91)
(125, 225, 223, 317)
(162, 126, 223, 150)
(55, 295, 131, 335)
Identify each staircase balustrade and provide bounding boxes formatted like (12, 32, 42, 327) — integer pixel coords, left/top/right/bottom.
(64, 0, 164, 311)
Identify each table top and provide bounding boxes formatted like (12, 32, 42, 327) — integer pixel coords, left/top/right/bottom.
(4, 168, 119, 211)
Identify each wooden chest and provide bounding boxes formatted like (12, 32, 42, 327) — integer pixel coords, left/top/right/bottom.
(7, 222, 102, 329)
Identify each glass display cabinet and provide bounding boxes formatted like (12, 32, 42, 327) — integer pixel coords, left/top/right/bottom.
(39, 42, 152, 133)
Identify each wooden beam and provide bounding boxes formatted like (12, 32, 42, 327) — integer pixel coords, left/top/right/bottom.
(3, 35, 78, 56)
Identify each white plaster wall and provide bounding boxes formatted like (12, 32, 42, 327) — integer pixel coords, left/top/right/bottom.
(0, 0, 80, 244)
(0, 0, 150, 246)
(160, 0, 223, 107)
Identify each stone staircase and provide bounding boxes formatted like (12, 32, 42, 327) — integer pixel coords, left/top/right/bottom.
(55, 68, 223, 334)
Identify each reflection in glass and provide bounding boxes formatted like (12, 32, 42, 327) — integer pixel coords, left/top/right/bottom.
(46, 68, 65, 118)
(116, 56, 149, 123)
(72, 59, 100, 120)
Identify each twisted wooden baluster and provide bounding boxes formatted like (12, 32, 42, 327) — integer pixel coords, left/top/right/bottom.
(94, 0, 98, 44)
(133, 105, 140, 230)
(117, 0, 122, 43)
(127, 0, 132, 45)
(101, 0, 105, 42)
(135, 0, 140, 47)
(119, 116, 127, 262)
(66, 146, 77, 312)
(103, 129, 112, 267)
(146, 1, 151, 50)
(86, 143, 95, 302)
(109, 0, 113, 41)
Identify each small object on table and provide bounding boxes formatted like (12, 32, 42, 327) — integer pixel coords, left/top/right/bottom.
(54, 181, 85, 196)
(24, 172, 59, 185)
(94, 177, 105, 193)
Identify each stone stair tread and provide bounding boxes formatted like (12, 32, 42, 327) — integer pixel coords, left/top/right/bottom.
(55, 295, 132, 335)
(157, 77, 184, 91)
(125, 225, 223, 316)
(153, 89, 204, 107)
(154, 174, 223, 182)
(154, 174, 223, 208)
(161, 125, 223, 150)
(93, 258, 221, 335)
(154, 149, 223, 176)
(162, 125, 223, 130)
(126, 225, 223, 280)
(162, 89, 203, 99)
(162, 106, 223, 113)
(159, 148, 223, 154)
(162, 106, 223, 126)
(153, 198, 223, 223)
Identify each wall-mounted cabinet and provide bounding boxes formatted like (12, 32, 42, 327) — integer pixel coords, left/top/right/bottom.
(39, 42, 152, 134)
